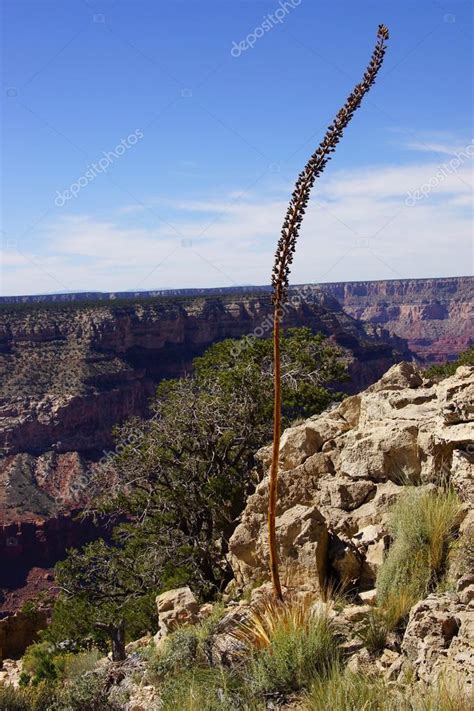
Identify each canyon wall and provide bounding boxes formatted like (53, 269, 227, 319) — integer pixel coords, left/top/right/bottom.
(320, 276, 472, 363)
(2, 276, 470, 364)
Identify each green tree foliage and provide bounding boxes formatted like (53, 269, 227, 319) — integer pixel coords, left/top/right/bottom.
(97, 328, 347, 596)
(47, 329, 346, 649)
(425, 345, 474, 380)
(46, 540, 158, 660)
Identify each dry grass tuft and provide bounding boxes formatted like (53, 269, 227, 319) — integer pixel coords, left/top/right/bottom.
(232, 594, 317, 651)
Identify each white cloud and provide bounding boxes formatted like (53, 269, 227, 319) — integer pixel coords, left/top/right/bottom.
(2, 152, 472, 296)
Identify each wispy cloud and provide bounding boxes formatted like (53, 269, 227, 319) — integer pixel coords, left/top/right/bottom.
(394, 130, 473, 156)
(2, 144, 472, 296)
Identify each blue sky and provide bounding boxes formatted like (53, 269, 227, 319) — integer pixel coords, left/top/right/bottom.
(1, 0, 472, 295)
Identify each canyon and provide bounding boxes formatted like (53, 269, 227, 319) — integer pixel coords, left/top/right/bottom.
(0, 289, 410, 611)
(0, 276, 471, 614)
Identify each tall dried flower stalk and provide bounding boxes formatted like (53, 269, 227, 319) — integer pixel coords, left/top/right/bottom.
(268, 25, 390, 601)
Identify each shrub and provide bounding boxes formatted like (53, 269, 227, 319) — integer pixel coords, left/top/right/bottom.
(22, 642, 62, 684)
(425, 346, 474, 381)
(62, 648, 102, 680)
(149, 627, 200, 681)
(0, 682, 54, 711)
(377, 488, 462, 626)
(148, 603, 226, 682)
(0, 685, 27, 711)
(50, 669, 121, 711)
(237, 596, 339, 694)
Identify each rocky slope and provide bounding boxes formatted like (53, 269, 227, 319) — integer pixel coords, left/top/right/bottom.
(1, 364, 472, 704)
(228, 362, 474, 691)
(322, 276, 473, 363)
(229, 362, 473, 591)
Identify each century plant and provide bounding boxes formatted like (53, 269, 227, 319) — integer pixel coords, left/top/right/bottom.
(269, 25, 390, 600)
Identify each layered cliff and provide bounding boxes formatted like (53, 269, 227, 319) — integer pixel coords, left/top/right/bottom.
(321, 276, 473, 363)
(0, 292, 410, 454)
(2, 276, 470, 365)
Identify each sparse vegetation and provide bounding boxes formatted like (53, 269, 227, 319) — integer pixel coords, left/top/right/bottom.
(305, 666, 474, 711)
(305, 666, 398, 711)
(158, 667, 249, 711)
(357, 608, 389, 652)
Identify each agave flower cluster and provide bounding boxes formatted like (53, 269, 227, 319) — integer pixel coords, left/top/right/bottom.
(271, 24, 389, 304)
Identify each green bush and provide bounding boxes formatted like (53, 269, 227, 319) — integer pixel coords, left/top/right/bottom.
(247, 610, 338, 695)
(9, 665, 123, 711)
(0, 682, 54, 711)
(22, 642, 62, 685)
(149, 628, 200, 681)
(49, 669, 120, 711)
(148, 604, 226, 682)
(377, 488, 462, 626)
(0, 685, 26, 711)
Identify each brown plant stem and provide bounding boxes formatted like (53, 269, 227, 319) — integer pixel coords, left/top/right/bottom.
(268, 308, 283, 601)
(268, 24, 390, 601)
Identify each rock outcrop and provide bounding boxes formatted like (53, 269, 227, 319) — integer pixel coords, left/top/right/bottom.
(402, 592, 473, 689)
(228, 361, 473, 690)
(0, 292, 409, 516)
(154, 586, 200, 642)
(229, 363, 473, 593)
(2, 276, 470, 365)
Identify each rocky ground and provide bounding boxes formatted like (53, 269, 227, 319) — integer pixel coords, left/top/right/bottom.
(128, 361, 473, 706)
(229, 361, 473, 594)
